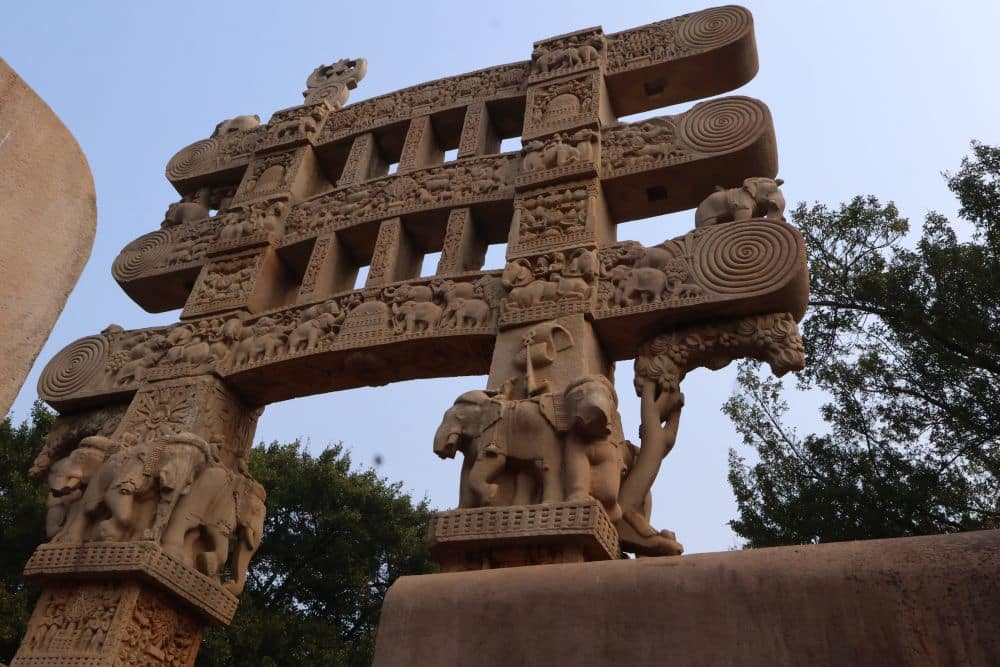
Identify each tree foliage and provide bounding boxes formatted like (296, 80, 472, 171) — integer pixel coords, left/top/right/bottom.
(725, 142, 1000, 547)
(0, 404, 433, 665)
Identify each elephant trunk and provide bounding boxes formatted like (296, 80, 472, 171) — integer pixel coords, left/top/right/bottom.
(433, 421, 461, 459)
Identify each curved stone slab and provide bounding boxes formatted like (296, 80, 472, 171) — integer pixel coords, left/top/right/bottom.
(0, 59, 96, 415)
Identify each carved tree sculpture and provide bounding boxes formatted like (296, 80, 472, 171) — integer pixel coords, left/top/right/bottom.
(15, 7, 808, 665)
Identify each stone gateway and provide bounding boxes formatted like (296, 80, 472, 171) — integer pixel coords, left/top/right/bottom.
(14, 6, 814, 665)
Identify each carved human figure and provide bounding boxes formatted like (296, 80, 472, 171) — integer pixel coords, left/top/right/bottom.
(58, 433, 214, 542)
(45, 436, 118, 538)
(694, 177, 786, 227)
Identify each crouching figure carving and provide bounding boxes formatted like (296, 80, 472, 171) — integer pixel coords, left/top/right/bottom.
(694, 176, 785, 227)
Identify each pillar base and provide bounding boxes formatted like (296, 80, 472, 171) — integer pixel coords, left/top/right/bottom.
(427, 500, 621, 572)
(378, 529, 1000, 666)
(13, 542, 237, 667)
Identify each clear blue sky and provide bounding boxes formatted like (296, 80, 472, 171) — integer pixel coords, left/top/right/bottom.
(4, 1, 999, 553)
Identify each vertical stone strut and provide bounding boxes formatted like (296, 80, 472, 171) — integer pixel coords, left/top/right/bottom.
(17, 6, 809, 663)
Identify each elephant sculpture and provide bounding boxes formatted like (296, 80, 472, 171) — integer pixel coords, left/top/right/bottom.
(287, 311, 338, 351)
(694, 177, 785, 227)
(213, 114, 260, 137)
(433, 376, 624, 511)
(57, 433, 214, 543)
(45, 436, 118, 538)
(618, 267, 669, 306)
(161, 201, 209, 228)
(160, 463, 266, 593)
(392, 300, 442, 334)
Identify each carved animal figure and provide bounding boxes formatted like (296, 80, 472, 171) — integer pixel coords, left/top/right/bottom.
(287, 312, 338, 351)
(213, 114, 260, 137)
(451, 298, 491, 328)
(45, 437, 117, 539)
(433, 390, 564, 507)
(160, 465, 265, 593)
(618, 267, 669, 306)
(162, 201, 209, 228)
(212, 114, 260, 137)
(58, 434, 213, 542)
(562, 376, 625, 522)
(694, 177, 786, 227)
(433, 376, 624, 511)
(392, 300, 443, 334)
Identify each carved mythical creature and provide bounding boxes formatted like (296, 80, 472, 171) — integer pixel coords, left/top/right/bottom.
(694, 177, 786, 227)
(57, 433, 215, 543)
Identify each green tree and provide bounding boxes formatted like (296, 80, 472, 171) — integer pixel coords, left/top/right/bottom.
(0, 404, 433, 666)
(0, 404, 50, 660)
(198, 441, 434, 666)
(725, 142, 1000, 547)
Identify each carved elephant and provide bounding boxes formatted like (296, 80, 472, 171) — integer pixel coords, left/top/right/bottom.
(561, 376, 626, 522)
(392, 300, 442, 333)
(450, 298, 491, 328)
(213, 114, 260, 137)
(160, 466, 266, 593)
(287, 312, 338, 351)
(45, 436, 118, 538)
(618, 267, 669, 306)
(162, 201, 209, 228)
(433, 376, 625, 511)
(58, 433, 213, 543)
(433, 390, 564, 507)
(694, 177, 785, 227)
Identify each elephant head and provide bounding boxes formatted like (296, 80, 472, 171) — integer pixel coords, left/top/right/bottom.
(226, 477, 267, 594)
(742, 177, 785, 220)
(46, 436, 119, 538)
(433, 390, 499, 459)
(501, 258, 534, 289)
(157, 433, 215, 497)
(563, 375, 619, 440)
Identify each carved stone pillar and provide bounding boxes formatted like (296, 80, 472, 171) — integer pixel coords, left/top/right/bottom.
(337, 132, 382, 187)
(365, 218, 421, 287)
(13, 375, 264, 666)
(397, 115, 442, 173)
(436, 208, 487, 276)
(457, 101, 500, 159)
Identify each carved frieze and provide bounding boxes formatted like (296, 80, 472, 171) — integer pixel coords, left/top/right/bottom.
(183, 252, 263, 317)
(529, 28, 607, 82)
(230, 149, 304, 205)
(524, 72, 601, 139)
(509, 180, 599, 256)
(317, 62, 530, 144)
(499, 249, 596, 328)
(596, 219, 804, 316)
(283, 154, 518, 241)
(605, 5, 752, 73)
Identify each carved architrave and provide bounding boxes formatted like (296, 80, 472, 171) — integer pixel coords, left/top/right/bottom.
(283, 154, 519, 241)
(316, 62, 530, 145)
